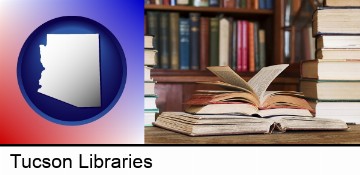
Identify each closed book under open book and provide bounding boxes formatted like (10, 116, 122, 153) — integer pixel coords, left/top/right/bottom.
(153, 112, 348, 136)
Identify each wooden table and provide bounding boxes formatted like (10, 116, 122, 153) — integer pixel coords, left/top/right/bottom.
(145, 125, 360, 144)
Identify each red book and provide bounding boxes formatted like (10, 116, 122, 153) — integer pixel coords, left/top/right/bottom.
(236, 20, 242, 72)
(223, 0, 236, 8)
(241, 20, 248, 72)
(163, 0, 170, 5)
(200, 17, 210, 70)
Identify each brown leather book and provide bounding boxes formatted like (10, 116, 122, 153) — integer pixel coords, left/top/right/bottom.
(200, 17, 210, 70)
(248, 22, 255, 72)
(223, 0, 235, 8)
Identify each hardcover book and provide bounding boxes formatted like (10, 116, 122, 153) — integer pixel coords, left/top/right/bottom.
(153, 112, 348, 136)
(179, 18, 191, 69)
(313, 8, 360, 35)
(190, 13, 201, 70)
(301, 60, 360, 80)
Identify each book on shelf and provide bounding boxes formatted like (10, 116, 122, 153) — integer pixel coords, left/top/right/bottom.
(176, 0, 190, 5)
(145, 0, 274, 9)
(316, 49, 360, 60)
(145, 11, 267, 70)
(223, 0, 236, 8)
(193, 0, 209, 7)
(179, 18, 191, 69)
(185, 65, 313, 117)
(313, 8, 360, 35)
(145, 49, 157, 66)
(301, 60, 360, 80)
(159, 12, 170, 69)
(209, 17, 220, 66)
(209, 0, 220, 7)
(324, 0, 360, 7)
(200, 17, 210, 70)
(308, 101, 360, 124)
(219, 17, 231, 66)
(153, 112, 347, 136)
(317, 35, 360, 49)
(170, 13, 180, 69)
(300, 79, 360, 101)
(145, 81, 156, 96)
(190, 13, 200, 70)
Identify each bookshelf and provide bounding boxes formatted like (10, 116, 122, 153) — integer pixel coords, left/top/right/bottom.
(145, 1, 294, 113)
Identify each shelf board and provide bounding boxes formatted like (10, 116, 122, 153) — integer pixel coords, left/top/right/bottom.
(145, 5, 273, 16)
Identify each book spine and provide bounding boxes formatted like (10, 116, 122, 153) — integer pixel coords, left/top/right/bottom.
(231, 20, 237, 70)
(228, 18, 234, 69)
(241, 0, 247, 8)
(209, 0, 220, 6)
(210, 17, 220, 66)
(235, 0, 241, 8)
(169, 13, 180, 69)
(219, 17, 230, 66)
(241, 20, 248, 72)
(253, 0, 259, 9)
(193, 0, 209, 6)
(246, 0, 251, 9)
(253, 22, 260, 71)
(265, 0, 273, 9)
(163, 0, 170, 5)
(236, 20, 242, 71)
(177, 0, 190, 5)
(200, 17, 210, 70)
(159, 12, 170, 69)
(170, 0, 177, 6)
(259, 29, 266, 69)
(259, 0, 266, 9)
(190, 13, 200, 70)
(248, 22, 255, 72)
(223, 0, 235, 8)
(179, 18, 190, 70)
(147, 11, 159, 67)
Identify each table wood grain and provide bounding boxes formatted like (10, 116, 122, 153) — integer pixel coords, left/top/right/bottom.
(145, 125, 360, 144)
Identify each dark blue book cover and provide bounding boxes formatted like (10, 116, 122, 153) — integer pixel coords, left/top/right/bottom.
(179, 18, 190, 70)
(259, 0, 266, 9)
(266, 0, 273, 9)
(209, 0, 219, 7)
(189, 13, 200, 70)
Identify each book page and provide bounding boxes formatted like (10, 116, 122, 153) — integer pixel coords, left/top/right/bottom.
(207, 66, 255, 94)
(247, 64, 289, 102)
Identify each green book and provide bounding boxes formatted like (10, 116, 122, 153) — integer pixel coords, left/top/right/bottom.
(159, 12, 170, 69)
(210, 17, 219, 66)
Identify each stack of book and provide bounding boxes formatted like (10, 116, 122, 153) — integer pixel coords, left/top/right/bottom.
(145, 0, 274, 9)
(153, 65, 348, 136)
(145, 12, 266, 71)
(145, 35, 159, 126)
(300, 0, 360, 124)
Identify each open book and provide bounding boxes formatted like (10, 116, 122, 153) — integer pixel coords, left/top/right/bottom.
(185, 65, 313, 117)
(153, 112, 348, 136)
